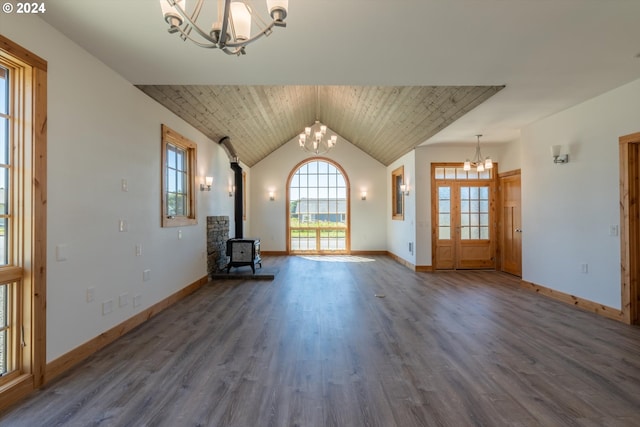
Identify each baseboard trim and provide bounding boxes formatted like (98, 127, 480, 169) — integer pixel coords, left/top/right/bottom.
(45, 275, 208, 383)
(416, 265, 434, 272)
(387, 251, 417, 271)
(350, 251, 387, 256)
(260, 251, 288, 256)
(520, 280, 624, 322)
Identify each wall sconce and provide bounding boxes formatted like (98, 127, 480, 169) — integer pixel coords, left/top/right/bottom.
(200, 176, 213, 191)
(400, 184, 410, 196)
(228, 185, 235, 197)
(269, 191, 275, 201)
(361, 190, 367, 201)
(551, 145, 569, 164)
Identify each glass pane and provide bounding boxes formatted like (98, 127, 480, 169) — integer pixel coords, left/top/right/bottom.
(470, 187, 479, 199)
(480, 187, 489, 199)
(479, 170, 491, 179)
(460, 187, 469, 199)
(470, 227, 480, 239)
(167, 193, 176, 216)
(460, 227, 470, 239)
(175, 194, 184, 215)
(456, 168, 467, 179)
(480, 200, 489, 212)
(0, 167, 7, 215)
(435, 168, 444, 180)
(0, 283, 6, 375)
(439, 227, 450, 240)
(308, 161, 318, 173)
(460, 200, 469, 213)
(438, 186, 450, 199)
(167, 146, 176, 168)
(467, 170, 479, 180)
(175, 149, 184, 171)
(445, 168, 456, 179)
(0, 217, 6, 265)
(167, 169, 176, 192)
(0, 118, 7, 165)
(0, 66, 7, 115)
(176, 171, 185, 193)
(470, 214, 479, 226)
(480, 227, 489, 239)
(439, 213, 450, 226)
(439, 200, 450, 213)
(461, 213, 470, 226)
(470, 200, 480, 212)
(480, 214, 489, 226)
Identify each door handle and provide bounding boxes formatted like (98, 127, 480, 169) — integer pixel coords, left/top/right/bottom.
(515, 228, 522, 233)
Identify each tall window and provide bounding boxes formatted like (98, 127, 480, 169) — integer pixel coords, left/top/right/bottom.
(391, 166, 404, 220)
(287, 159, 350, 254)
(0, 35, 47, 409)
(161, 124, 197, 227)
(0, 65, 10, 376)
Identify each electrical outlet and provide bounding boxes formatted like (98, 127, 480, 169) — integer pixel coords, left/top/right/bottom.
(121, 178, 128, 192)
(135, 243, 142, 256)
(102, 300, 113, 315)
(56, 244, 68, 262)
(86, 287, 95, 303)
(133, 294, 142, 308)
(581, 263, 589, 274)
(178, 229, 182, 240)
(119, 219, 128, 232)
(119, 293, 129, 308)
(143, 269, 151, 282)
(609, 225, 619, 236)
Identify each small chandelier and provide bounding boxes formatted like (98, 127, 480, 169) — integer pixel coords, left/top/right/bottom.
(299, 121, 338, 155)
(464, 134, 493, 172)
(159, 0, 289, 56)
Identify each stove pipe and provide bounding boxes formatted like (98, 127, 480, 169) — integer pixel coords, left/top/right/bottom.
(219, 136, 243, 238)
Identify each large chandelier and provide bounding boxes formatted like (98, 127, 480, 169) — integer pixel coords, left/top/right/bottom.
(464, 134, 493, 172)
(159, 0, 289, 55)
(299, 121, 338, 155)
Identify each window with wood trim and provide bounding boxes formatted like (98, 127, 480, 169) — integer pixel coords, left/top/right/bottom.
(0, 34, 47, 408)
(391, 166, 404, 220)
(161, 125, 197, 227)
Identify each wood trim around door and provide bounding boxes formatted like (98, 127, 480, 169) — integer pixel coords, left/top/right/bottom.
(619, 132, 640, 325)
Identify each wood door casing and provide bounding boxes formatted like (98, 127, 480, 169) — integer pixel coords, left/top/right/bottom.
(500, 172, 522, 277)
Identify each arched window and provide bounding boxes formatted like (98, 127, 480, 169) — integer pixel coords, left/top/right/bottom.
(287, 158, 350, 254)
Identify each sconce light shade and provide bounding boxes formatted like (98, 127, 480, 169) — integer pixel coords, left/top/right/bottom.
(551, 145, 569, 164)
(200, 176, 213, 191)
(269, 191, 275, 201)
(361, 191, 367, 201)
(400, 184, 410, 196)
(229, 185, 235, 197)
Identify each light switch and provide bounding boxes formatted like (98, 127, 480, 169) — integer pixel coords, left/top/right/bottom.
(56, 244, 68, 262)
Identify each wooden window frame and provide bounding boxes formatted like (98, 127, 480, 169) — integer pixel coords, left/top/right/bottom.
(161, 124, 197, 228)
(0, 34, 47, 411)
(391, 166, 404, 220)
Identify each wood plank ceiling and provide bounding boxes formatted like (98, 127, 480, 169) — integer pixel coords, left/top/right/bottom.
(136, 85, 504, 167)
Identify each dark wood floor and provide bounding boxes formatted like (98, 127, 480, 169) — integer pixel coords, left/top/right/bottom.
(2, 255, 640, 426)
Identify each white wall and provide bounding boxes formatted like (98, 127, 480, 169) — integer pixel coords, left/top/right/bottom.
(387, 151, 416, 264)
(250, 131, 387, 252)
(1, 15, 235, 362)
(521, 77, 640, 309)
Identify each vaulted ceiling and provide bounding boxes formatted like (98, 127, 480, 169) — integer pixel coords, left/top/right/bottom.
(137, 85, 503, 166)
(35, 1, 640, 167)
